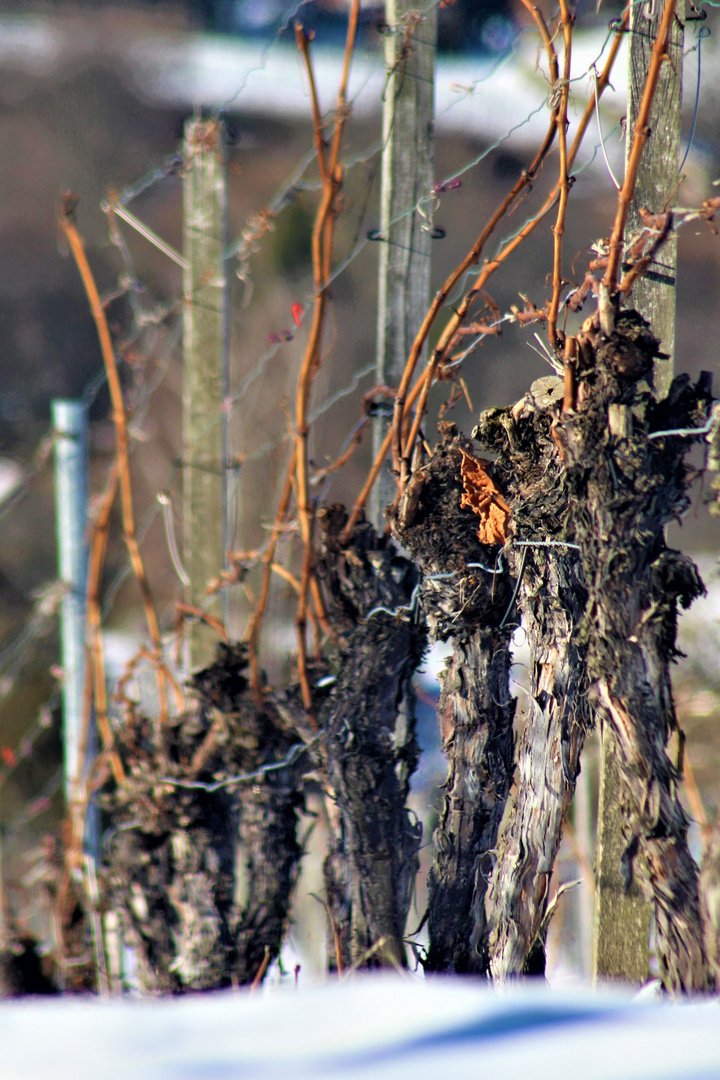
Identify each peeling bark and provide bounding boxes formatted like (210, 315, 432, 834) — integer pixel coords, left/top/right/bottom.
(477, 384, 590, 980)
(234, 763, 302, 985)
(555, 311, 713, 994)
(390, 425, 516, 973)
(317, 509, 426, 968)
(104, 643, 304, 992)
(103, 711, 237, 993)
(428, 628, 514, 973)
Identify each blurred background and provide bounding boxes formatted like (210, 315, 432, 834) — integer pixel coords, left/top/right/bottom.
(1, 0, 719, 986)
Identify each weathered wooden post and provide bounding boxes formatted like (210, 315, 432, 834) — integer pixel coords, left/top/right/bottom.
(370, 0, 437, 528)
(624, 0, 685, 400)
(183, 117, 228, 671)
(593, 0, 684, 986)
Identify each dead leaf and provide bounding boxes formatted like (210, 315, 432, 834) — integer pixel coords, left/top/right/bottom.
(458, 448, 510, 546)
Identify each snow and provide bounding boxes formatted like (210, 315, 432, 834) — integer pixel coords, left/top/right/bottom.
(0, 460, 23, 509)
(126, 30, 628, 160)
(1, 977, 719, 1080)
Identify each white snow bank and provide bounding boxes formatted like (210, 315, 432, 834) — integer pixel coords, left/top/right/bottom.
(1, 976, 719, 1080)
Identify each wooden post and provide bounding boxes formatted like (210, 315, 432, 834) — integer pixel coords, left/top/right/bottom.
(624, 0, 684, 397)
(370, 0, 436, 529)
(593, 0, 684, 986)
(574, 742, 596, 978)
(593, 746, 652, 984)
(183, 117, 228, 671)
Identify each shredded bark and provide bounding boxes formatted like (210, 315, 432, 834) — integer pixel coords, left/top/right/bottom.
(555, 310, 713, 994)
(103, 643, 304, 992)
(428, 628, 515, 973)
(316, 508, 426, 968)
(476, 380, 590, 980)
(233, 756, 302, 985)
(389, 424, 516, 973)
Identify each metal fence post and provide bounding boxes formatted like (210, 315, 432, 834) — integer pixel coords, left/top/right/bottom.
(52, 400, 95, 851)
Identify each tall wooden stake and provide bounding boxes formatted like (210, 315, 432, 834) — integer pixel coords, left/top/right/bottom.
(183, 117, 228, 671)
(370, 0, 436, 528)
(624, 0, 684, 398)
(593, 0, 684, 986)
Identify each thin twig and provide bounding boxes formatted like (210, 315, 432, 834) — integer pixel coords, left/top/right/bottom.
(269, 562, 321, 641)
(189, 711, 225, 778)
(250, 946, 272, 992)
(295, 24, 329, 188)
(548, 1, 574, 348)
(341, 375, 426, 542)
(84, 465, 124, 785)
(59, 205, 169, 729)
(518, 0, 558, 79)
(292, 2, 360, 715)
(338, 935, 406, 979)
(245, 447, 297, 699)
(618, 211, 673, 296)
(311, 417, 369, 484)
(61, 466, 125, 924)
(84, 854, 111, 998)
(563, 334, 577, 412)
(175, 603, 229, 643)
(113, 646, 184, 715)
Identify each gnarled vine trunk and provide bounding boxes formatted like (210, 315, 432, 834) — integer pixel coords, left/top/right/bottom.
(390, 425, 516, 973)
(317, 509, 426, 968)
(555, 310, 713, 994)
(477, 381, 590, 980)
(104, 644, 304, 992)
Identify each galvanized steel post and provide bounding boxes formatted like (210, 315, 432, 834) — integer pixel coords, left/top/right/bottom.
(52, 400, 93, 844)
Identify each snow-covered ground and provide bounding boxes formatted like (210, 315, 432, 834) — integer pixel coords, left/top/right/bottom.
(1, 976, 719, 1080)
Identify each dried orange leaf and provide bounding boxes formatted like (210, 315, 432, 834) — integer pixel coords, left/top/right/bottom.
(458, 448, 510, 546)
